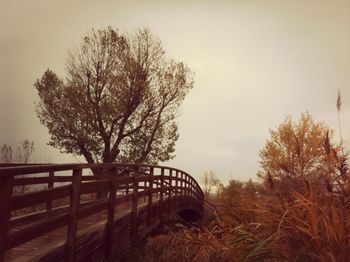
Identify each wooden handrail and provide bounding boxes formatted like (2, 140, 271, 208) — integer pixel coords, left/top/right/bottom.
(0, 163, 204, 261)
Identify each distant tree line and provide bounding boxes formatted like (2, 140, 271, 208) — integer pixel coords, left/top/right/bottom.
(0, 140, 34, 164)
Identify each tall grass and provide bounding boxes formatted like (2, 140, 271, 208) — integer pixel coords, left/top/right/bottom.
(137, 136, 350, 261)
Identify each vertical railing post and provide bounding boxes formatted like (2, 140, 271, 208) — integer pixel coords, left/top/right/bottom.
(181, 172, 184, 209)
(190, 178, 194, 202)
(147, 167, 154, 227)
(168, 169, 172, 216)
(105, 171, 116, 258)
(65, 168, 82, 262)
(184, 176, 186, 208)
(130, 169, 139, 245)
(125, 168, 130, 196)
(186, 176, 189, 200)
(159, 168, 164, 221)
(0, 176, 12, 262)
(175, 171, 179, 211)
(194, 180, 197, 208)
(143, 171, 147, 203)
(193, 180, 195, 203)
(46, 171, 54, 215)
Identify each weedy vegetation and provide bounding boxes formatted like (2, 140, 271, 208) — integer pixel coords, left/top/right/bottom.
(135, 112, 350, 262)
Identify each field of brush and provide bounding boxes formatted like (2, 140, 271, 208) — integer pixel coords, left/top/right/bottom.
(134, 168, 350, 261)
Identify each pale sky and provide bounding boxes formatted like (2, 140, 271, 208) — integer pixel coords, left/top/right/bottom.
(1, 0, 350, 184)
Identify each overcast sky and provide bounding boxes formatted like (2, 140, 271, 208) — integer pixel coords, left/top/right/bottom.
(1, 0, 350, 183)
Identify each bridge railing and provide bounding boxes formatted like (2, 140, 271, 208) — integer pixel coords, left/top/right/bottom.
(0, 163, 204, 261)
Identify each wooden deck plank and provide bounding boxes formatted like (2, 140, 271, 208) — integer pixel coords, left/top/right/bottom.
(4, 198, 155, 261)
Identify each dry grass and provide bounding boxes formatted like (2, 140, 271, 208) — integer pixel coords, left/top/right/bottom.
(137, 153, 350, 261)
(256, 179, 350, 261)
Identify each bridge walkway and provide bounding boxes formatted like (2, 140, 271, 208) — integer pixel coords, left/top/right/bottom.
(0, 163, 204, 261)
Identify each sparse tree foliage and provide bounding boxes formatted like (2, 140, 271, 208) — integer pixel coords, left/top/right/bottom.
(201, 171, 220, 197)
(35, 27, 193, 167)
(17, 140, 34, 163)
(215, 181, 224, 197)
(0, 144, 13, 163)
(258, 112, 340, 183)
(0, 140, 34, 164)
(0, 140, 35, 193)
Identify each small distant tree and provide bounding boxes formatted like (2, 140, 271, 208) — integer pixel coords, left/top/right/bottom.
(201, 171, 220, 197)
(258, 112, 340, 183)
(219, 179, 260, 224)
(221, 179, 243, 205)
(244, 178, 256, 197)
(0, 144, 13, 163)
(0, 140, 35, 193)
(215, 182, 224, 197)
(17, 140, 34, 163)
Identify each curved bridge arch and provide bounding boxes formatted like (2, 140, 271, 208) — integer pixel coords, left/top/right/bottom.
(0, 163, 204, 261)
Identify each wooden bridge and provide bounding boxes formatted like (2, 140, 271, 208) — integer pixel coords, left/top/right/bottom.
(0, 163, 204, 261)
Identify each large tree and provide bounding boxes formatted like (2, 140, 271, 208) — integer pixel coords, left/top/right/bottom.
(258, 112, 340, 182)
(35, 27, 193, 166)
